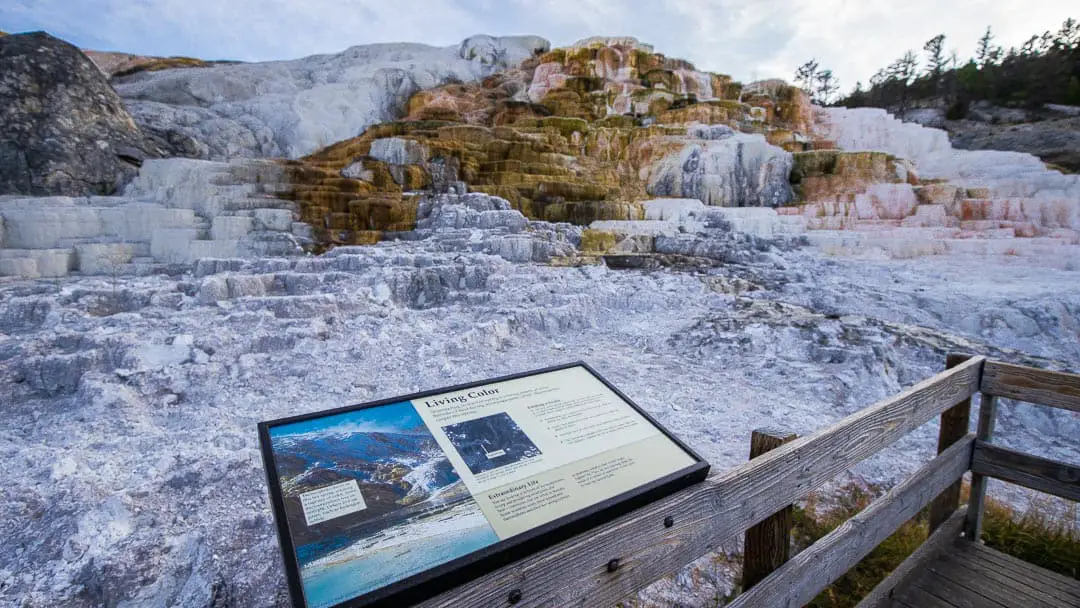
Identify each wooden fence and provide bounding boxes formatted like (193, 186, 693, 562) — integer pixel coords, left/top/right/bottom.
(419, 355, 1080, 608)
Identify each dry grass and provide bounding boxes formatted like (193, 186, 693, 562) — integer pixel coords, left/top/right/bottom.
(980, 488, 1079, 578)
(784, 482, 1078, 608)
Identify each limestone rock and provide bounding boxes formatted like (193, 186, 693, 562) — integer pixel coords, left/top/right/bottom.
(647, 134, 794, 207)
(654, 233, 771, 264)
(114, 35, 551, 160)
(949, 115, 1080, 174)
(404, 69, 539, 125)
(688, 124, 736, 140)
(74, 244, 136, 274)
(642, 198, 706, 221)
(82, 50, 210, 79)
(790, 150, 902, 202)
(706, 208, 808, 239)
(589, 220, 680, 238)
(525, 38, 733, 118)
(0, 32, 163, 196)
(274, 36, 815, 252)
(814, 106, 1080, 236)
(460, 35, 550, 68)
(369, 138, 429, 166)
(211, 216, 254, 240)
(0, 249, 75, 278)
(416, 192, 523, 232)
(901, 107, 946, 129)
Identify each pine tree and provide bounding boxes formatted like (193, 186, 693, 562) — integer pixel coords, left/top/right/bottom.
(816, 69, 839, 105)
(1068, 76, 1080, 105)
(836, 16, 1080, 111)
(846, 81, 867, 107)
(923, 34, 947, 79)
(869, 69, 887, 106)
(794, 59, 820, 97)
(1055, 18, 1079, 49)
(888, 51, 919, 113)
(976, 27, 1002, 68)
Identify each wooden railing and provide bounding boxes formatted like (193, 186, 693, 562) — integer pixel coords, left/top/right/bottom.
(965, 360, 1080, 540)
(420, 355, 1079, 608)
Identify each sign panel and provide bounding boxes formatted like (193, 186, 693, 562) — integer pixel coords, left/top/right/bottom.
(259, 362, 709, 608)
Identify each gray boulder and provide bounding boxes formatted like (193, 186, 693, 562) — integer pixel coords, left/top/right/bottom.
(0, 32, 174, 196)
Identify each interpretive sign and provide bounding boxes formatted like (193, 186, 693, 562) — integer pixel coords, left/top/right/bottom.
(258, 362, 709, 608)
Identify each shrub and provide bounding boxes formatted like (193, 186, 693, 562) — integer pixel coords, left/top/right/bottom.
(945, 100, 969, 120)
(981, 491, 1079, 577)
(791, 484, 929, 608)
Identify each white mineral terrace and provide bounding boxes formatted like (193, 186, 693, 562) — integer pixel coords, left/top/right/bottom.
(799, 107, 1080, 267)
(2, 115, 1078, 607)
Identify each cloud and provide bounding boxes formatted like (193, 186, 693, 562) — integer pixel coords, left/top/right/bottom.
(2, 0, 1074, 95)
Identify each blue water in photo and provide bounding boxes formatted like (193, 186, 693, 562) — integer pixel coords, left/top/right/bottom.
(300, 501, 499, 608)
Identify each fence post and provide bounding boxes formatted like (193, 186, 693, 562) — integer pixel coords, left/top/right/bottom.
(965, 393, 998, 541)
(741, 427, 798, 591)
(928, 353, 974, 532)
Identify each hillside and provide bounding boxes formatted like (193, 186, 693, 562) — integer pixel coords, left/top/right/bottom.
(823, 18, 1080, 171)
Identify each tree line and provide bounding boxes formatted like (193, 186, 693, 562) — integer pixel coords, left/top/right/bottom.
(794, 18, 1080, 117)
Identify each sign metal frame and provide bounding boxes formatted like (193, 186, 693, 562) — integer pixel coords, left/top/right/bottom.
(258, 361, 710, 608)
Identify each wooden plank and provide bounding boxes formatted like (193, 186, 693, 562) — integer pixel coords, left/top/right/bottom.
(741, 428, 798, 590)
(958, 553, 1080, 604)
(957, 542, 1080, 600)
(939, 551, 1077, 608)
(910, 568, 1006, 608)
(930, 353, 975, 532)
(856, 507, 967, 608)
(981, 361, 1080, 413)
(965, 394, 998, 542)
(421, 356, 984, 608)
(971, 441, 1080, 502)
(727, 435, 975, 608)
(922, 559, 1015, 607)
(890, 584, 957, 608)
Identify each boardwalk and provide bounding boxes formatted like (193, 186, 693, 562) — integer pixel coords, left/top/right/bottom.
(419, 355, 1079, 608)
(888, 540, 1080, 608)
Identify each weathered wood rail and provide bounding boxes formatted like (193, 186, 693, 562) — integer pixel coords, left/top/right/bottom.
(419, 355, 1080, 608)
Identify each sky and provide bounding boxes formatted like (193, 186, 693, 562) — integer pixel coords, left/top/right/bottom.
(269, 401, 427, 438)
(2, 0, 1076, 93)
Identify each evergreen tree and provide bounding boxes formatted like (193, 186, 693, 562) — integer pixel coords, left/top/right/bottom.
(794, 59, 820, 97)
(1068, 77, 1080, 104)
(869, 69, 887, 106)
(834, 17, 1080, 111)
(976, 27, 1003, 68)
(888, 51, 919, 113)
(1055, 18, 1079, 48)
(816, 69, 839, 105)
(924, 34, 947, 79)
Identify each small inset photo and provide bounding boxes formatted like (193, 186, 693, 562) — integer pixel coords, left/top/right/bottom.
(442, 412, 542, 475)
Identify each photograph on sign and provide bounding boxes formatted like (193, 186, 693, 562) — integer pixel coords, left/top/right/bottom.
(260, 363, 709, 608)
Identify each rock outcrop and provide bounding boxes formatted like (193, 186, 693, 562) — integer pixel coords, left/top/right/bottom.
(784, 106, 1080, 264)
(83, 50, 212, 79)
(0, 159, 305, 278)
(815, 107, 1080, 234)
(0, 32, 167, 196)
(647, 130, 794, 207)
(949, 114, 1080, 174)
(279, 38, 810, 248)
(113, 35, 551, 160)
